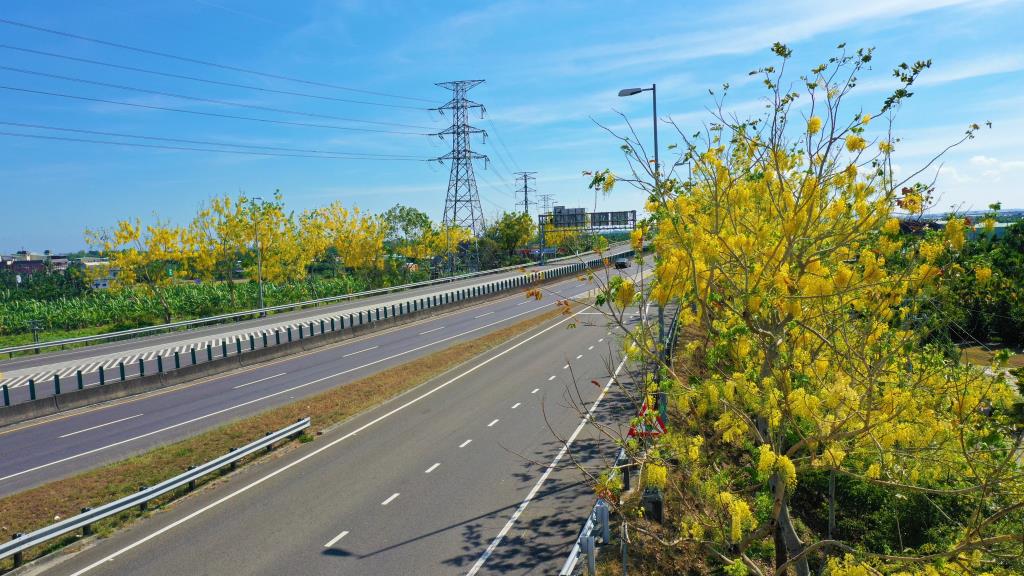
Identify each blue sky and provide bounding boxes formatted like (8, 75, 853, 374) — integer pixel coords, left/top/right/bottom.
(1, 0, 1022, 252)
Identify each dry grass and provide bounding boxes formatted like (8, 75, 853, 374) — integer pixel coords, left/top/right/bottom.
(0, 308, 561, 570)
(961, 345, 1024, 369)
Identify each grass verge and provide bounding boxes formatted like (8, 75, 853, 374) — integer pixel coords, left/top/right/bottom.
(0, 308, 562, 571)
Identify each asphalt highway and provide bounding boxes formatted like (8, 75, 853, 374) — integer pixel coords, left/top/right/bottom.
(0, 246, 633, 396)
(33, 294, 639, 576)
(0, 261, 648, 497)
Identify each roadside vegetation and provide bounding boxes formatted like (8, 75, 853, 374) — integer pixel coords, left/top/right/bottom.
(0, 195, 616, 347)
(575, 43, 1024, 575)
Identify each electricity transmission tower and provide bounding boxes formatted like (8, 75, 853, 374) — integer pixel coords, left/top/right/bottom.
(514, 172, 536, 216)
(432, 80, 488, 274)
(539, 193, 556, 214)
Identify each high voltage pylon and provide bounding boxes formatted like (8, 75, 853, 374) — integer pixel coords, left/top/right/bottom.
(514, 171, 536, 216)
(540, 193, 556, 214)
(432, 79, 488, 274)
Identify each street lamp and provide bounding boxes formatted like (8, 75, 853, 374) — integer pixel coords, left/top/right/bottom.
(619, 83, 665, 346)
(251, 196, 266, 317)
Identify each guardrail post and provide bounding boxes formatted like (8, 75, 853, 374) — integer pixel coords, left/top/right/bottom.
(287, 327, 293, 342)
(358, 311, 363, 325)
(597, 500, 610, 544)
(81, 508, 94, 536)
(206, 345, 213, 362)
(265, 431, 274, 453)
(157, 355, 164, 374)
(12, 533, 23, 567)
(191, 348, 197, 365)
(174, 351, 181, 369)
(263, 333, 268, 348)
(391, 304, 396, 317)
(309, 321, 315, 335)
(29, 378, 36, 400)
(235, 338, 241, 355)
(99, 366, 106, 385)
(299, 325, 304, 340)
(250, 334, 255, 351)
(2, 384, 9, 406)
(228, 447, 238, 471)
(54, 373, 61, 395)
(187, 465, 197, 491)
(221, 340, 228, 357)
(138, 358, 145, 377)
(138, 486, 148, 511)
(275, 330, 281, 345)
(375, 308, 380, 321)
(582, 534, 596, 575)
(77, 370, 84, 390)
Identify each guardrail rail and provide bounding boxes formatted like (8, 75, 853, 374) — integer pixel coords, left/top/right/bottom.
(0, 417, 311, 569)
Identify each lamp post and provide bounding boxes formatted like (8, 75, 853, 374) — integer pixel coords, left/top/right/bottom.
(618, 84, 665, 346)
(251, 196, 266, 317)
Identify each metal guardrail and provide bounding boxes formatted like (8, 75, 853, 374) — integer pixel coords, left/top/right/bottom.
(0, 417, 310, 567)
(560, 301, 682, 575)
(559, 448, 627, 575)
(0, 244, 631, 356)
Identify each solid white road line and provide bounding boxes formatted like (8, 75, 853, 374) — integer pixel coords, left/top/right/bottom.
(466, 354, 629, 576)
(381, 493, 400, 506)
(487, 419, 499, 427)
(425, 463, 441, 474)
(548, 375, 556, 381)
(531, 388, 539, 394)
(418, 326, 445, 335)
(343, 345, 379, 358)
(61, 304, 597, 576)
(324, 530, 349, 548)
(474, 311, 494, 318)
(231, 372, 288, 390)
(58, 414, 144, 439)
(511, 403, 520, 409)
(459, 439, 473, 448)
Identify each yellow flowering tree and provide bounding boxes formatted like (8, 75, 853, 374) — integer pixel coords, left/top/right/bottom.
(588, 44, 1022, 575)
(85, 217, 192, 323)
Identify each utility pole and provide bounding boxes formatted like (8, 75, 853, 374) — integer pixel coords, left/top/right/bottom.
(539, 193, 556, 215)
(432, 80, 488, 275)
(251, 196, 266, 317)
(514, 172, 536, 216)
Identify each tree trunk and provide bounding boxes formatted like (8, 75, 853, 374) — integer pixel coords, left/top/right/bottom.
(776, 501, 809, 576)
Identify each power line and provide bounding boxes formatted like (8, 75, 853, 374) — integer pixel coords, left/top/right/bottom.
(0, 129, 429, 160)
(0, 85, 431, 136)
(0, 44, 435, 111)
(486, 118, 521, 172)
(0, 17, 435, 103)
(0, 121, 424, 158)
(0, 65, 436, 129)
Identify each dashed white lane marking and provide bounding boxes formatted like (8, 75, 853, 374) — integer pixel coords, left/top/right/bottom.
(588, 345, 594, 350)
(343, 346, 379, 358)
(598, 338, 604, 343)
(563, 364, 569, 370)
(488, 419, 500, 427)
(381, 493, 400, 506)
(324, 531, 349, 548)
(58, 414, 144, 439)
(419, 326, 445, 335)
(459, 439, 473, 448)
(511, 403, 520, 409)
(548, 375, 556, 381)
(425, 463, 441, 474)
(607, 331, 612, 335)
(576, 354, 583, 359)
(531, 388, 539, 394)
(232, 372, 288, 390)
(517, 301, 528, 306)
(475, 311, 495, 318)
(466, 354, 630, 576)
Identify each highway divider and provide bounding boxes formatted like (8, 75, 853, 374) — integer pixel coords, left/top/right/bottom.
(1, 252, 633, 426)
(0, 417, 310, 570)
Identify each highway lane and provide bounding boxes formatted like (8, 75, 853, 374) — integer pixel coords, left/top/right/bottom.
(0, 263, 647, 497)
(37, 294, 638, 576)
(0, 247, 633, 395)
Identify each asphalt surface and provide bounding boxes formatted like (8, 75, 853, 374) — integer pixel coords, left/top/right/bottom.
(0, 261, 649, 497)
(0, 247, 632, 395)
(31, 294, 640, 576)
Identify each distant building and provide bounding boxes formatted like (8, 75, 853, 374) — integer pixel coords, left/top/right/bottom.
(76, 257, 118, 290)
(0, 250, 68, 276)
